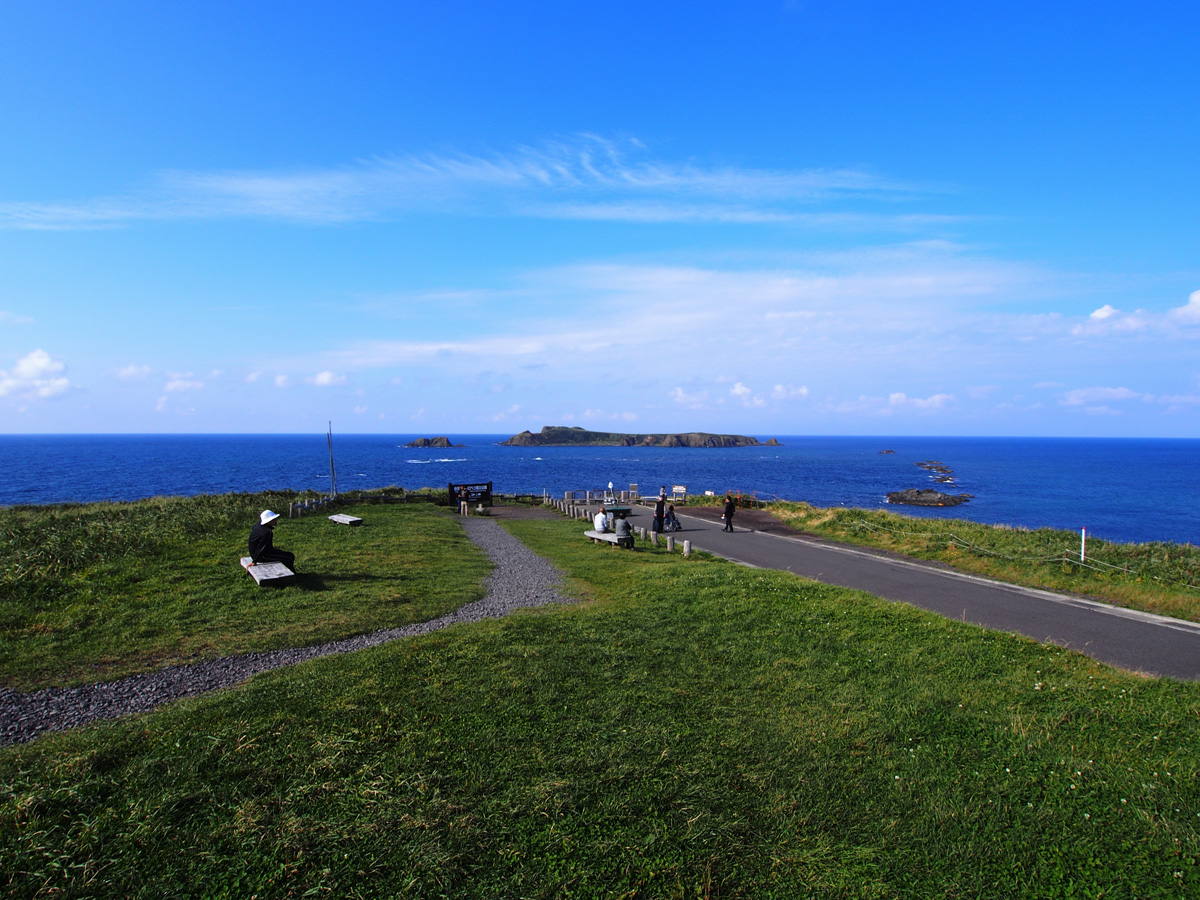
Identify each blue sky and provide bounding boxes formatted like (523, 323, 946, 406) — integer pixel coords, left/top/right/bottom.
(1, 2, 1197, 437)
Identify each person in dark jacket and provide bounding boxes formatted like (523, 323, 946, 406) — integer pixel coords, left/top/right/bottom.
(722, 494, 736, 532)
(248, 510, 296, 569)
(653, 494, 666, 533)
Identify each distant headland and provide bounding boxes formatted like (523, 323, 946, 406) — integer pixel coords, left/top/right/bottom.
(500, 426, 778, 448)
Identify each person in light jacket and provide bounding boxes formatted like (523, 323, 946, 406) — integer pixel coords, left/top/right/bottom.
(593, 506, 610, 533)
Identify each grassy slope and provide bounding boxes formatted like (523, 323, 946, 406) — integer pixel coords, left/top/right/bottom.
(0, 496, 490, 689)
(2, 512, 1197, 898)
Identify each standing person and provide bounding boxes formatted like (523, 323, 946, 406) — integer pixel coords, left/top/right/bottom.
(722, 494, 736, 532)
(248, 510, 297, 570)
(653, 493, 666, 534)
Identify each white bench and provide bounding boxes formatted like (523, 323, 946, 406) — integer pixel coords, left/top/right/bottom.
(584, 529, 634, 549)
(240, 556, 295, 586)
(328, 513, 363, 526)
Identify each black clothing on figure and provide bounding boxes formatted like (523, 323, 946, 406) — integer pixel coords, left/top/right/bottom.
(653, 497, 665, 533)
(249, 522, 296, 569)
(723, 496, 736, 532)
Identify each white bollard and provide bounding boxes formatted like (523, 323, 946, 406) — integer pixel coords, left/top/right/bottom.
(683, 540, 692, 557)
(666, 535, 675, 552)
(650, 532, 658, 546)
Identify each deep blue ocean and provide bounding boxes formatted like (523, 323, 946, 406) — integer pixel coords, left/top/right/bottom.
(0, 434, 1196, 546)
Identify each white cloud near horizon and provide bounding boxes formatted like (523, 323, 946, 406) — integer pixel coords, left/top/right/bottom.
(0, 349, 69, 398)
(281, 256, 1199, 429)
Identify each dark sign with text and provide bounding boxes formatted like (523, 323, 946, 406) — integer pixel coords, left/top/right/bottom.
(449, 482, 493, 506)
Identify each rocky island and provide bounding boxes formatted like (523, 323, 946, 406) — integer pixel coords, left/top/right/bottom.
(500, 426, 775, 448)
(887, 460, 972, 506)
(405, 437, 465, 448)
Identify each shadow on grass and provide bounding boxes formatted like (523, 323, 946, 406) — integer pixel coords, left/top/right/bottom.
(274, 572, 411, 591)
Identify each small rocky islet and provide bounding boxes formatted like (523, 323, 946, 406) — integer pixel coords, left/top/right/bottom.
(405, 437, 465, 448)
(886, 460, 974, 507)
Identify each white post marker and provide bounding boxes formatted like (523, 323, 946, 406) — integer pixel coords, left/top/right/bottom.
(1081, 527, 1087, 563)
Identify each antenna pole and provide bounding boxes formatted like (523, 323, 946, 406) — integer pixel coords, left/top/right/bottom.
(327, 422, 338, 498)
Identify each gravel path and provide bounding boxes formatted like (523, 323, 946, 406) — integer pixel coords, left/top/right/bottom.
(0, 515, 569, 747)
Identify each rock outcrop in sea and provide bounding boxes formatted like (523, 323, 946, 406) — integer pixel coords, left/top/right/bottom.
(500, 425, 772, 448)
(406, 437, 464, 448)
(887, 460, 972, 506)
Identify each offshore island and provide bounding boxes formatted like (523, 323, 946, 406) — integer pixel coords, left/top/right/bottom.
(500, 425, 779, 448)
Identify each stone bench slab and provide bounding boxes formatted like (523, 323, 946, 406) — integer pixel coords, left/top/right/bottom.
(240, 556, 295, 585)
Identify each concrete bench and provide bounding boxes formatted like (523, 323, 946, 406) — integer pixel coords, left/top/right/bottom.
(240, 556, 295, 586)
(328, 513, 363, 526)
(584, 529, 634, 549)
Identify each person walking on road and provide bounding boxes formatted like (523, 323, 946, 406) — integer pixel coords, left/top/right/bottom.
(722, 494, 736, 532)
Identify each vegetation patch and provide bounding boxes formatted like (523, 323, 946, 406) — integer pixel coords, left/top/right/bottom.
(0, 492, 490, 689)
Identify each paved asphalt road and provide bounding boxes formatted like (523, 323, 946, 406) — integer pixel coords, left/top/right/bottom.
(593, 502, 1200, 681)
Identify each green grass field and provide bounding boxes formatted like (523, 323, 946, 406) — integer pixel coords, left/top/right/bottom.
(2, 497, 1198, 897)
(0, 493, 490, 690)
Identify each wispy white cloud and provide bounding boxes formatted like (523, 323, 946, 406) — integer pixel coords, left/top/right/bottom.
(490, 403, 522, 421)
(771, 384, 809, 400)
(164, 374, 204, 392)
(0, 135, 931, 230)
(670, 386, 711, 409)
(1059, 386, 1148, 407)
(0, 311, 35, 326)
(889, 392, 956, 411)
(1072, 291, 1200, 337)
(731, 382, 766, 407)
(116, 363, 151, 379)
(306, 371, 347, 387)
(1057, 386, 1169, 418)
